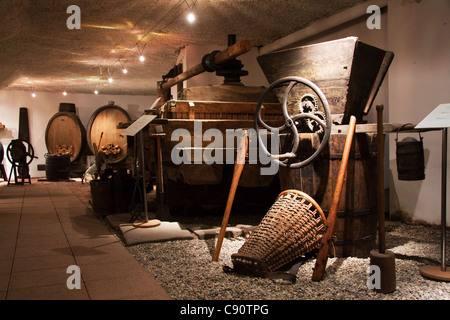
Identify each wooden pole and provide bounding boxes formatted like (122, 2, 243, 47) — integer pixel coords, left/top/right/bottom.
(376, 105, 386, 253)
(312, 115, 357, 281)
(213, 131, 248, 261)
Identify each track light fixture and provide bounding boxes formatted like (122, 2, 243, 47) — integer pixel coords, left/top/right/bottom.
(119, 59, 128, 74)
(93, 1, 197, 87)
(136, 43, 146, 63)
(187, 12, 195, 23)
(107, 67, 114, 83)
(185, 0, 197, 23)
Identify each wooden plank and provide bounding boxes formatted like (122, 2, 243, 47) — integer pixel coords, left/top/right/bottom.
(332, 122, 441, 134)
(178, 85, 279, 102)
(163, 100, 282, 115)
(19, 107, 30, 141)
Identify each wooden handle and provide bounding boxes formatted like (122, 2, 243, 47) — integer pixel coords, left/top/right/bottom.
(213, 131, 248, 261)
(160, 40, 251, 92)
(376, 105, 385, 253)
(312, 115, 357, 281)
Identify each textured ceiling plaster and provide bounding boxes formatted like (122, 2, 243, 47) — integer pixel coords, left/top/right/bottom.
(0, 0, 366, 96)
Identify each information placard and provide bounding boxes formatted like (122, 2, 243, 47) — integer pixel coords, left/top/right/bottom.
(120, 114, 156, 137)
(415, 103, 450, 129)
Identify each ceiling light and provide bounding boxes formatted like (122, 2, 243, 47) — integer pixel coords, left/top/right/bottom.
(139, 55, 145, 62)
(187, 12, 196, 23)
(62, 90, 67, 96)
(31, 92, 36, 98)
(94, 90, 99, 95)
(108, 77, 113, 83)
(119, 59, 128, 74)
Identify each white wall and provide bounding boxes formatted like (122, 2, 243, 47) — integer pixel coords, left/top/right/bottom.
(387, 0, 450, 225)
(285, 10, 388, 125)
(0, 90, 156, 178)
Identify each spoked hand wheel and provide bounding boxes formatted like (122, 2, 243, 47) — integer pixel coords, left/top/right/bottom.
(255, 76, 332, 169)
(6, 139, 36, 166)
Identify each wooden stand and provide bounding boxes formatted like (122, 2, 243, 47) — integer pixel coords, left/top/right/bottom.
(132, 130, 161, 228)
(121, 115, 161, 228)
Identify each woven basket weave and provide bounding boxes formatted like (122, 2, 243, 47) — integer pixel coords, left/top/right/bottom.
(231, 189, 326, 277)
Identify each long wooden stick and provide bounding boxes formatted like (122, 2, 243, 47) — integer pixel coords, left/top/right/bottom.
(213, 131, 248, 261)
(312, 116, 357, 281)
(376, 105, 386, 253)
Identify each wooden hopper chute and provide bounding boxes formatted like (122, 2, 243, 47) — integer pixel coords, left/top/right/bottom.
(257, 37, 394, 124)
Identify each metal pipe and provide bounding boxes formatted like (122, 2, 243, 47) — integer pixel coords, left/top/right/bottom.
(442, 127, 448, 271)
(140, 130, 148, 222)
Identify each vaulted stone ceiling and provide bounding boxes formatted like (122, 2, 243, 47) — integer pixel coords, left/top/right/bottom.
(0, 0, 366, 95)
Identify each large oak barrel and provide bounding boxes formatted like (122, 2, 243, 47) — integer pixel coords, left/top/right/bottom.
(86, 102, 131, 164)
(279, 132, 378, 258)
(45, 111, 86, 163)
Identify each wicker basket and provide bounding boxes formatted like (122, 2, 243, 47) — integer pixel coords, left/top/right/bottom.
(230, 189, 326, 277)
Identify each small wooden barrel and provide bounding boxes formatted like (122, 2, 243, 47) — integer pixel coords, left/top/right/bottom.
(395, 128, 425, 181)
(59, 103, 76, 113)
(279, 132, 378, 258)
(45, 112, 86, 163)
(45, 154, 70, 181)
(87, 103, 131, 164)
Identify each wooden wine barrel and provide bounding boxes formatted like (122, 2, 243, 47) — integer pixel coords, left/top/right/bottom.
(59, 103, 76, 113)
(45, 111, 86, 163)
(278, 132, 378, 258)
(86, 103, 131, 164)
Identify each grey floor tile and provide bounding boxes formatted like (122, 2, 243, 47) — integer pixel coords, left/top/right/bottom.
(6, 283, 90, 300)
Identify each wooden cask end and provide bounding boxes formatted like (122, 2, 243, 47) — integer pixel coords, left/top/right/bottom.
(87, 103, 131, 164)
(45, 112, 86, 163)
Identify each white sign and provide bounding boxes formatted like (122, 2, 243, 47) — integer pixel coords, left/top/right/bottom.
(120, 114, 156, 137)
(415, 103, 450, 129)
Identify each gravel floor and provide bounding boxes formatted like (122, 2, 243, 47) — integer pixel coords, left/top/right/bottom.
(122, 216, 450, 300)
(66, 180, 450, 300)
